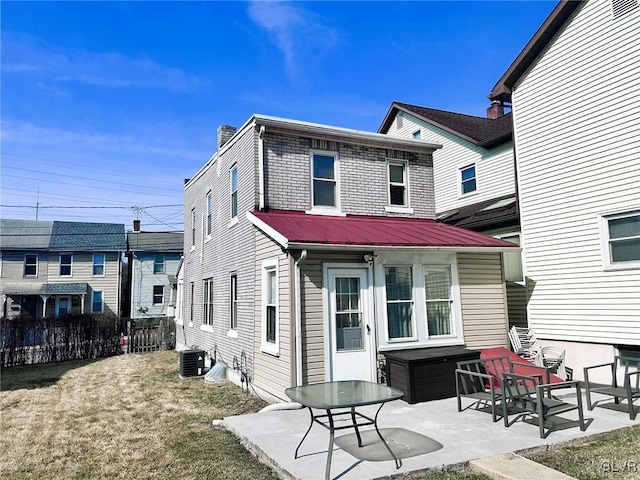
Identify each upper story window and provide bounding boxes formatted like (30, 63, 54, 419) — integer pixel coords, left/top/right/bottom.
(385, 266, 415, 340)
(93, 254, 105, 276)
(59, 254, 73, 276)
(388, 161, 408, 207)
(154, 255, 165, 274)
(203, 278, 214, 326)
(230, 165, 238, 219)
(311, 151, 339, 210)
(153, 285, 164, 305)
(24, 254, 38, 277)
(206, 191, 212, 236)
(191, 208, 196, 247)
(92, 291, 104, 313)
(460, 164, 477, 195)
(601, 211, 640, 269)
(412, 130, 421, 139)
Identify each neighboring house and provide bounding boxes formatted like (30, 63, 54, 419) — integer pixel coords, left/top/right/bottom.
(0, 219, 125, 319)
(488, 0, 640, 377)
(125, 226, 183, 320)
(378, 102, 526, 327)
(179, 115, 517, 401)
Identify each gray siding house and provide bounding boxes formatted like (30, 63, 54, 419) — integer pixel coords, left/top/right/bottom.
(180, 115, 518, 401)
(125, 228, 183, 320)
(0, 219, 125, 319)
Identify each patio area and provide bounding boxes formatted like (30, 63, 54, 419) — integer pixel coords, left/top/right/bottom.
(223, 391, 637, 480)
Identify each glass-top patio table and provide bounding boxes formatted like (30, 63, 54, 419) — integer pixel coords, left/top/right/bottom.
(285, 380, 404, 480)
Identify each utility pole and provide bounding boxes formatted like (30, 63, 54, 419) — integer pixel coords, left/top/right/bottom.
(35, 188, 40, 220)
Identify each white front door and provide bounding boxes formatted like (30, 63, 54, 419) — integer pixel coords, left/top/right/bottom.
(327, 268, 375, 381)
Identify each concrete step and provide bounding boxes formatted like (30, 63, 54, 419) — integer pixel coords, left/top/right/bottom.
(469, 452, 577, 480)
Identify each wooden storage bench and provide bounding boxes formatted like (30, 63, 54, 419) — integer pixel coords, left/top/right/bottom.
(384, 346, 480, 404)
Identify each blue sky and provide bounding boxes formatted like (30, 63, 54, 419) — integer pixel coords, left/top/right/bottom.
(1, 1, 557, 231)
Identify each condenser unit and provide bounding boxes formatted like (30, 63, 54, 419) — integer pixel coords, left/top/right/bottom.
(179, 349, 205, 378)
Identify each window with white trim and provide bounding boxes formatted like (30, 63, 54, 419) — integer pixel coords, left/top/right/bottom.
(153, 285, 164, 305)
(261, 259, 279, 354)
(206, 191, 212, 236)
(59, 254, 72, 276)
(93, 253, 105, 276)
(92, 291, 104, 313)
(189, 282, 195, 324)
(230, 273, 238, 330)
(412, 130, 421, 139)
(602, 211, 640, 268)
(153, 254, 165, 274)
(460, 164, 477, 195)
(424, 266, 453, 336)
(24, 254, 37, 277)
(388, 160, 408, 207)
(230, 165, 238, 219)
(191, 208, 196, 246)
(203, 278, 214, 325)
(311, 151, 338, 209)
(385, 266, 414, 339)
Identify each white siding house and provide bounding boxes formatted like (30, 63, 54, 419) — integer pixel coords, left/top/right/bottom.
(489, 0, 640, 377)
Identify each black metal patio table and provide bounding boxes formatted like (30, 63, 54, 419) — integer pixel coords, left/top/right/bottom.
(285, 380, 404, 480)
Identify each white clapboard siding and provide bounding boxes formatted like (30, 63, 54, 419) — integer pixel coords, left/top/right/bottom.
(389, 113, 516, 213)
(512, 0, 640, 344)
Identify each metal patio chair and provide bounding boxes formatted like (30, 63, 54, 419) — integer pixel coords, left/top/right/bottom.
(584, 355, 640, 420)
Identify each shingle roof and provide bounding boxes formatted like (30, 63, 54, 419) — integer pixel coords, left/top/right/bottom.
(378, 102, 513, 149)
(1, 282, 89, 295)
(437, 194, 519, 231)
(0, 219, 125, 251)
(248, 210, 517, 250)
(127, 232, 184, 252)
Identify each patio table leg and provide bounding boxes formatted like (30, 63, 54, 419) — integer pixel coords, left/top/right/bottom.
(351, 406, 363, 447)
(294, 407, 315, 459)
(373, 403, 401, 469)
(325, 409, 335, 480)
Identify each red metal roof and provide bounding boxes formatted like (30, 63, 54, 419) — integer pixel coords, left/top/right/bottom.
(248, 210, 518, 250)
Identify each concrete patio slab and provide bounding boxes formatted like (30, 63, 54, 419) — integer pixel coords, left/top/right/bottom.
(223, 392, 637, 480)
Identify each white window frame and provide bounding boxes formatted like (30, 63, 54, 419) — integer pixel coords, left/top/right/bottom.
(459, 164, 477, 197)
(24, 254, 38, 277)
(153, 254, 165, 274)
(202, 278, 214, 327)
(92, 291, 104, 313)
(385, 159, 413, 213)
(383, 265, 417, 342)
(309, 150, 341, 214)
(55, 296, 72, 317)
(261, 258, 279, 355)
(412, 130, 421, 139)
(206, 191, 212, 237)
(230, 273, 238, 331)
(600, 210, 640, 270)
(424, 265, 455, 338)
(92, 253, 105, 276)
(153, 285, 164, 305)
(59, 254, 73, 277)
(230, 165, 238, 221)
(190, 208, 196, 250)
(189, 282, 195, 326)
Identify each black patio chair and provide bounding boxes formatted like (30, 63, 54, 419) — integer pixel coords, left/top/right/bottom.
(455, 356, 511, 422)
(583, 355, 640, 420)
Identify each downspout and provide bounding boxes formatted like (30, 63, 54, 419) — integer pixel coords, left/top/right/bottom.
(294, 249, 308, 386)
(258, 125, 266, 211)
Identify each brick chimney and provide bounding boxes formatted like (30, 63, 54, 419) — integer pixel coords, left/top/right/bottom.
(133, 219, 140, 232)
(487, 101, 505, 119)
(217, 125, 237, 148)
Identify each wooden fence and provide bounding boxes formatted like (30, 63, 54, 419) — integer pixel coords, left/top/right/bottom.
(127, 319, 175, 354)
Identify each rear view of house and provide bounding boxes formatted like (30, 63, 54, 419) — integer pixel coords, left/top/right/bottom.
(0, 219, 125, 319)
(179, 115, 518, 401)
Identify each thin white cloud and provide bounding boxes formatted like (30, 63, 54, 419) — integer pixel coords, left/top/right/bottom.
(1, 32, 205, 92)
(247, 1, 341, 80)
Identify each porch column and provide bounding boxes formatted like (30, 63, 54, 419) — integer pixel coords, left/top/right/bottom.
(40, 294, 50, 318)
(81, 294, 86, 314)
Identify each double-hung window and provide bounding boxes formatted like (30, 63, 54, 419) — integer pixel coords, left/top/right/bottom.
(93, 254, 105, 276)
(92, 291, 104, 313)
(601, 211, 640, 268)
(59, 254, 72, 276)
(311, 151, 338, 209)
(203, 278, 214, 326)
(388, 161, 408, 207)
(230, 273, 238, 330)
(206, 191, 212, 236)
(385, 266, 414, 340)
(24, 254, 37, 277)
(191, 208, 196, 247)
(154, 255, 165, 274)
(261, 259, 278, 355)
(230, 166, 238, 220)
(424, 266, 453, 336)
(460, 164, 477, 195)
(153, 285, 164, 305)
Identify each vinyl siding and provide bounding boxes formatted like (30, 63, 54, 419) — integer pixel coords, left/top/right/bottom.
(511, 0, 640, 344)
(458, 253, 509, 348)
(130, 252, 182, 318)
(252, 230, 292, 399)
(388, 113, 516, 214)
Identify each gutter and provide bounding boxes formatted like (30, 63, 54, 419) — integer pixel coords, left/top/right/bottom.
(258, 126, 266, 210)
(294, 249, 308, 386)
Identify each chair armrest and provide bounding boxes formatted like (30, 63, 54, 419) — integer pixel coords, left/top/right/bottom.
(584, 362, 614, 372)
(455, 369, 494, 381)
